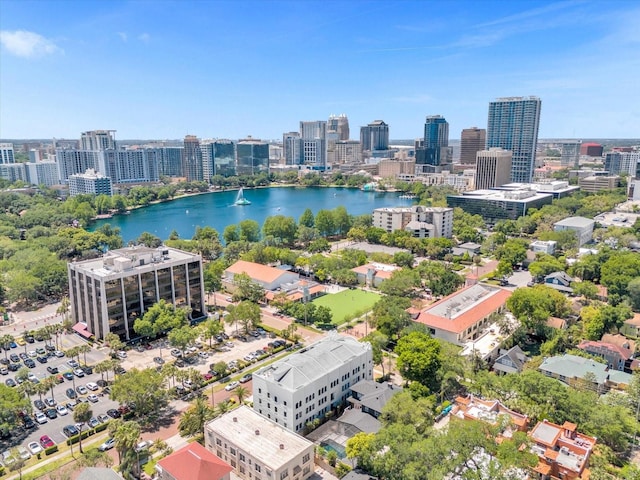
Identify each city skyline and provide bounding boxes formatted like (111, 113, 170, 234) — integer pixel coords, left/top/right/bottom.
(1, 1, 639, 140)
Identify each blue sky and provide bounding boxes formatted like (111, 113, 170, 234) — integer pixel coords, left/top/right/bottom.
(1, 0, 639, 140)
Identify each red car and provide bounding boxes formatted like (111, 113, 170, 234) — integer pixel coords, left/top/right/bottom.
(40, 435, 55, 449)
(202, 372, 213, 381)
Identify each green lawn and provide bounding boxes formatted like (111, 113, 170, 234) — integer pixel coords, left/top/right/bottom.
(312, 289, 381, 325)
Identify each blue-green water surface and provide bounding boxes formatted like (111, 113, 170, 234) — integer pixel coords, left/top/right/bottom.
(91, 187, 413, 242)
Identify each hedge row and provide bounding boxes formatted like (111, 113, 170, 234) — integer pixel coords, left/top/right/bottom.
(66, 428, 95, 446)
(45, 445, 58, 456)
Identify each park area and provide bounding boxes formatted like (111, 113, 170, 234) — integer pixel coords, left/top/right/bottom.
(312, 289, 381, 326)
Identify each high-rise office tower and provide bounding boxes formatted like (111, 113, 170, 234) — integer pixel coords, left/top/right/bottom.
(183, 135, 203, 182)
(474, 148, 513, 190)
(487, 96, 541, 183)
(560, 141, 581, 167)
(211, 140, 237, 177)
(460, 128, 486, 165)
(0, 143, 15, 164)
(236, 137, 269, 176)
(360, 120, 389, 153)
(421, 115, 451, 168)
(283, 132, 301, 165)
(300, 121, 327, 169)
(158, 147, 184, 177)
(328, 114, 349, 141)
(80, 130, 117, 151)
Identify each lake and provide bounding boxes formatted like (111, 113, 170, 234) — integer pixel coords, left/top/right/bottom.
(91, 186, 414, 242)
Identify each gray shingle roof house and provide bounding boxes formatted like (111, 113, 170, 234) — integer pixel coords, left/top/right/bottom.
(493, 345, 528, 375)
(544, 271, 574, 293)
(348, 380, 403, 418)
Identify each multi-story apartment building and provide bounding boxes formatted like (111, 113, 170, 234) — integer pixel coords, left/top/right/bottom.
(252, 332, 373, 433)
(80, 130, 117, 151)
(283, 132, 301, 166)
(0, 163, 27, 183)
(158, 146, 184, 177)
(205, 406, 315, 480)
(25, 160, 60, 187)
(55, 149, 101, 183)
(460, 127, 486, 165)
(474, 148, 512, 190)
(0, 143, 15, 164)
(372, 206, 453, 238)
(334, 140, 362, 164)
(487, 96, 541, 183)
(67, 246, 205, 340)
(377, 159, 415, 178)
(183, 135, 203, 182)
(68, 169, 113, 196)
(100, 149, 160, 184)
(605, 151, 640, 176)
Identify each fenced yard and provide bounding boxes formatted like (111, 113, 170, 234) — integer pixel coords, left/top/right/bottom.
(312, 289, 381, 325)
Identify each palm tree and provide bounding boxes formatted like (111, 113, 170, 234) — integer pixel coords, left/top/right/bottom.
(57, 296, 70, 323)
(151, 438, 172, 457)
(161, 363, 178, 388)
(109, 419, 141, 475)
(52, 323, 64, 350)
(77, 449, 113, 469)
(66, 346, 80, 363)
(215, 399, 233, 416)
(233, 385, 249, 405)
(0, 334, 13, 360)
(16, 367, 30, 385)
(94, 360, 111, 383)
(43, 375, 58, 403)
(34, 382, 49, 402)
(78, 344, 91, 366)
(178, 395, 215, 438)
(18, 380, 36, 401)
(73, 402, 93, 454)
(200, 318, 223, 348)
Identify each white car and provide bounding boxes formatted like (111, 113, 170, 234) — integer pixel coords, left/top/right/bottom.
(198, 351, 209, 358)
(76, 385, 88, 395)
(87, 394, 99, 403)
(16, 446, 30, 461)
(225, 381, 239, 391)
(27, 351, 37, 358)
(54, 350, 65, 357)
(56, 404, 69, 416)
(86, 382, 99, 391)
(27, 441, 43, 455)
(135, 440, 151, 452)
(187, 346, 198, 354)
(117, 351, 127, 359)
(34, 411, 48, 424)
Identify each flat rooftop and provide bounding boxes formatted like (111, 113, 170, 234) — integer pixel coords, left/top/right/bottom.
(69, 245, 199, 277)
(449, 189, 553, 203)
(254, 332, 370, 391)
(206, 406, 313, 468)
(554, 216, 595, 228)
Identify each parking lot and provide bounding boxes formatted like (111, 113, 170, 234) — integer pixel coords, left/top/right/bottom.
(1, 335, 119, 456)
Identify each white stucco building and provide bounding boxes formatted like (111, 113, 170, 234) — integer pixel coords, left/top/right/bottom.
(252, 332, 373, 433)
(553, 216, 595, 247)
(205, 406, 315, 480)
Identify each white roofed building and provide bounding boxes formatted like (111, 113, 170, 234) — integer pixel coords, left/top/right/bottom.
(252, 332, 373, 433)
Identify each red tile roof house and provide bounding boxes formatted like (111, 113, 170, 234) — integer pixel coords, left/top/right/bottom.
(577, 339, 635, 373)
(529, 420, 596, 480)
(413, 284, 512, 346)
(452, 394, 529, 436)
(156, 442, 233, 480)
(224, 260, 300, 291)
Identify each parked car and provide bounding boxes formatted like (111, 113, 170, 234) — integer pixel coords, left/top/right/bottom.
(76, 385, 88, 395)
(34, 411, 47, 424)
(62, 371, 74, 381)
(87, 394, 99, 403)
(27, 373, 39, 383)
(135, 440, 151, 452)
(16, 446, 31, 461)
(39, 435, 55, 449)
(98, 438, 116, 451)
(36, 356, 48, 364)
(56, 404, 69, 416)
(106, 409, 121, 419)
(62, 425, 79, 438)
(46, 366, 59, 374)
(88, 417, 100, 428)
(45, 398, 56, 407)
(153, 356, 165, 365)
(73, 368, 85, 378)
(67, 359, 79, 368)
(117, 351, 127, 359)
(239, 373, 252, 383)
(170, 349, 182, 358)
(54, 350, 65, 357)
(66, 388, 77, 399)
(4, 378, 15, 387)
(97, 414, 110, 423)
(23, 415, 36, 429)
(86, 382, 98, 391)
(225, 381, 239, 391)
(34, 399, 46, 411)
(27, 441, 42, 455)
(45, 408, 57, 420)
(24, 359, 36, 368)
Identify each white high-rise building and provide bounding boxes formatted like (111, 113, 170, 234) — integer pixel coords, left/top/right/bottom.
(55, 150, 101, 183)
(0, 143, 15, 164)
(80, 130, 116, 151)
(299, 121, 327, 169)
(26, 161, 60, 187)
(252, 332, 372, 433)
(560, 141, 581, 167)
(487, 96, 541, 183)
(68, 169, 113, 196)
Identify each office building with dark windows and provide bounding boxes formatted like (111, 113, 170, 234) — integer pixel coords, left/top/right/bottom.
(416, 115, 451, 173)
(236, 137, 269, 175)
(460, 127, 486, 165)
(68, 246, 205, 341)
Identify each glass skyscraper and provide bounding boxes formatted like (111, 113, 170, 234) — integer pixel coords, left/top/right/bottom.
(487, 96, 541, 183)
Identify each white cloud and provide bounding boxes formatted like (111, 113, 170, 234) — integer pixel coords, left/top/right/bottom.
(117, 32, 128, 42)
(138, 33, 150, 43)
(0, 30, 62, 58)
